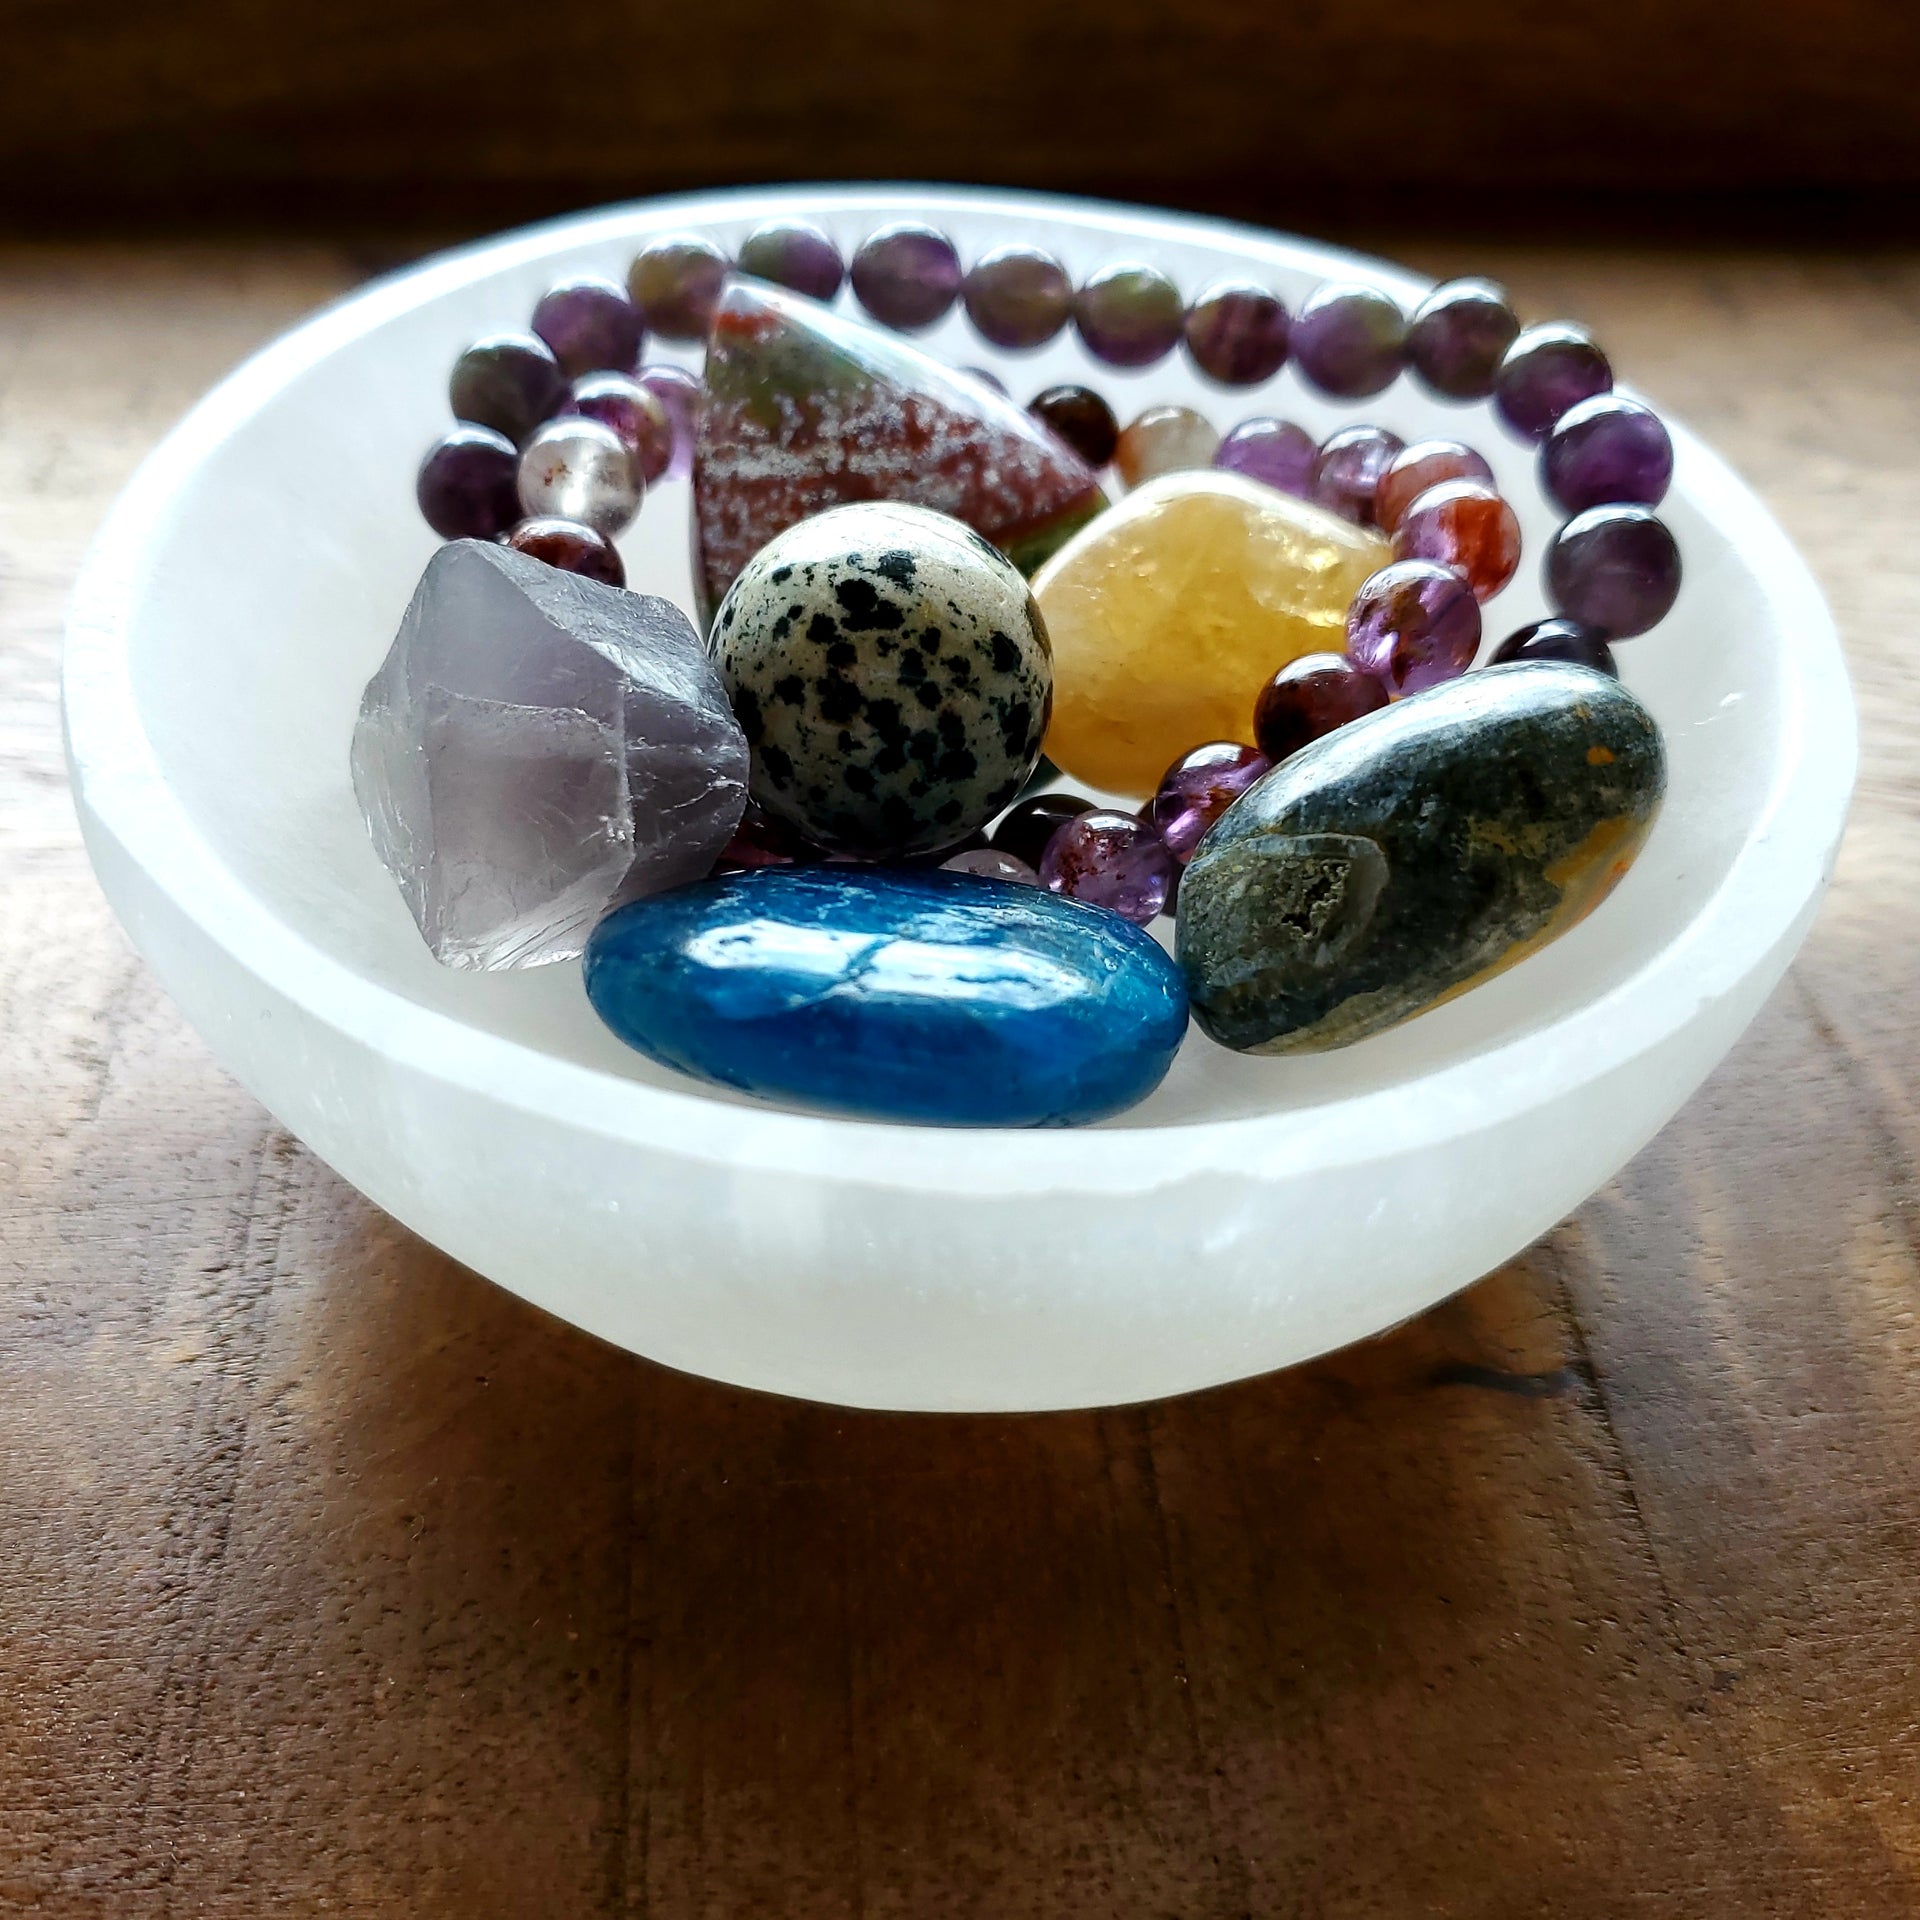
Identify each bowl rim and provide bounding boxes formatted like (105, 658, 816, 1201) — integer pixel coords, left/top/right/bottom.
(62, 182, 1857, 1198)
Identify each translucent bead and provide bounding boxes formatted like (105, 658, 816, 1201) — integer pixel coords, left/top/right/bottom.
(941, 847, 1040, 884)
(1541, 395, 1674, 513)
(1545, 505, 1680, 638)
(1073, 263, 1184, 367)
(448, 332, 565, 444)
(1040, 811, 1177, 923)
(1291, 284, 1406, 398)
(1405, 278, 1519, 400)
(736, 219, 845, 301)
(636, 364, 700, 479)
(1312, 425, 1405, 526)
(1345, 560, 1482, 696)
(1114, 405, 1220, 489)
(963, 245, 1072, 349)
(530, 276, 643, 378)
(1490, 618, 1618, 676)
(1028, 385, 1118, 467)
(1392, 481, 1522, 601)
(990, 792, 1095, 869)
(517, 416, 642, 536)
(1252, 653, 1389, 762)
(505, 517, 626, 587)
(566, 372, 674, 485)
(1183, 281, 1290, 385)
(1495, 323, 1613, 441)
(1213, 417, 1316, 498)
(1149, 742, 1272, 861)
(416, 425, 521, 539)
(627, 236, 731, 341)
(1374, 439, 1496, 533)
(850, 224, 962, 330)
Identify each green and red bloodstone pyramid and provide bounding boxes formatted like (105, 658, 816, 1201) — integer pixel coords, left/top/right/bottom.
(692, 278, 1108, 622)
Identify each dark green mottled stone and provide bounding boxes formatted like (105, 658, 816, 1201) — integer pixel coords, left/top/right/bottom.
(1177, 663, 1665, 1054)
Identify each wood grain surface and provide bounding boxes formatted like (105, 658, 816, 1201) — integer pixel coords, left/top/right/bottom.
(1, 237, 1917, 1914)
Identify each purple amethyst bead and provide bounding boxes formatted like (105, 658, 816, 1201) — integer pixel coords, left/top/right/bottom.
(963, 245, 1072, 350)
(1345, 560, 1483, 696)
(1183, 281, 1291, 386)
(1073, 263, 1184, 368)
(1545, 505, 1681, 638)
(636, 364, 700, 479)
(567, 372, 675, 485)
(736, 220, 846, 302)
(627, 237, 731, 341)
(1312, 425, 1405, 526)
(1291, 284, 1406, 399)
(448, 332, 566, 445)
(1149, 743, 1273, 862)
(1490, 617, 1618, 677)
(1405, 278, 1520, 401)
(1040, 810, 1178, 925)
(1541, 394, 1674, 513)
(530, 276, 643, 378)
(1495, 323, 1613, 441)
(850, 224, 962, 330)
(416, 425, 522, 539)
(1214, 417, 1318, 498)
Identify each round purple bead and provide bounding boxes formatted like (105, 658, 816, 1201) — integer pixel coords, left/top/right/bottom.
(448, 332, 566, 445)
(1346, 561, 1483, 696)
(1149, 743, 1272, 862)
(1029, 385, 1118, 468)
(850, 224, 962, 331)
(1040, 811, 1177, 924)
(736, 220, 845, 302)
(963, 245, 1072, 350)
(1495, 323, 1613, 441)
(1545, 505, 1681, 638)
(1253, 654, 1390, 763)
(1291, 284, 1406, 399)
(1073, 263, 1184, 369)
(416, 425, 522, 540)
(530, 276, 643, 379)
(1405, 278, 1519, 401)
(636, 364, 701, 479)
(506, 516, 626, 587)
(1541, 394, 1674, 514)
(627, 236, 731, 341)
(1490, 618, 1618, 677)
(1183, 281, 1291, 386)
(1312, 425, 1405, 526)
(567, 372, 675, 486)
(1214, 417, 1317, 498)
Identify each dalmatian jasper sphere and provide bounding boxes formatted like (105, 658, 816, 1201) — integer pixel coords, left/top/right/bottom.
(710, 503, 1053, 857)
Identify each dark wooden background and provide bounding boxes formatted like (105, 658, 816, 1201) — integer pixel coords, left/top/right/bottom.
(5, 0, 1920, 233)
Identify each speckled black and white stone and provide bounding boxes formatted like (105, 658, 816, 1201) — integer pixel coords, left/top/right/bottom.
(710, 502, 1053, 857)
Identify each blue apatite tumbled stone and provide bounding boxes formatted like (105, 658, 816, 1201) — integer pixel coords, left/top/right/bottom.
(584, 867, 1189, 1127)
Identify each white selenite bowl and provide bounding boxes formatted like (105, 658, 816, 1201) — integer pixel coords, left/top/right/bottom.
(64, 187, 1854, 1411)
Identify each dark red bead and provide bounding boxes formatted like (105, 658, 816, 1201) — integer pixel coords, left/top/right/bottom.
(1391, 481, 1523, 601)
(1253, 654, 1390, 762)
(1028, 385, 1119, 468)
(505, 516, 626, 586)
(990, 792, 1097, 870)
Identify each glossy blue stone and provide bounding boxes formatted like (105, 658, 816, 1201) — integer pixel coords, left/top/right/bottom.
(584, 868, 1190, 1127)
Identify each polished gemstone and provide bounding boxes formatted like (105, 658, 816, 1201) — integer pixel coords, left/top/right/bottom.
(942, 846, 1040, 883)
(1214, 417, 1317, 498)
(1491, 617, 1618, 676)
(1345, 560, 1482, 696)
(583, 867, 1190, 1127)
(566, 372, 675, 484)
(1541, 395, 1674, 513)
(1404, 279, 1519, 400)
(1039, 810, 1178, 923)
(1495, 323, 1613, 441)
(1028, 384, 1119, 468)
(990, 791, 1096, 869)
(1546, 505, 1681, 637)
(1114, 405, 1221, 488)
(627, 236, 731, 341)
(1178, 664, 1665, 1053)
(1183, 281, 1291, 385)
(737, 219, 846, 301)
(637, 364, 700, 478)
(517, 415, 642, 535)
(710, 502, 1051, 857)
(505, 516, 625, 586)
(1374, 439, 1496, 533)
(693, 279, 1107, 618)
(1252, 653, 1390, 763)
(530, 276, 643, 377)
(352, 541, 748, 970)
(1291, 284, 1406, 398)
(448, 332, 566, 445)
(1034, 469, 1388, 796)
(416, 425, 522, 540)
(1073, 263, 1184, 367)
(963, 246, 1072, 349)
(1312, 425, 1405, 526)
(1149, 742, 1272, 861)
(850, 223, 962, 330)
(1391, 480, 1522, 600)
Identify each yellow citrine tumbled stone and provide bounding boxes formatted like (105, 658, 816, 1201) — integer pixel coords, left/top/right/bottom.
(1032, 469, 1390, 797)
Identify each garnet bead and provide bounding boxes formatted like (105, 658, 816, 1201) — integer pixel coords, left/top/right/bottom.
(991, 792, 1097, 870)
(448, 332, 566, 445)
(1312, 425, 1405, 526)
(1252, 653, 1390, 762)
(530, 276, 644, 378)
(963, 246, 1072, 350)
(1392, 480, 1522, 601)
(1405, 278, 1519, 400)
(1291, 284, 1406, 398)
(416, 425, 521, 540)
(1545, 505, 1681, 637)
(1040, 810, 1178, 924)
(1374, 439, 1497, 534)
(1490, 618, 1618, 676)
(736, 220, 845, 302)
(850, 224, 962, 330)
(1345, 561, 1482, 696)
(1149, 742, 1272, 861)
(1183, 281, 1291, 385)
(1495, 323, 1613, 441)
(1213, 417, 1317, 498)
(505, 516, 626, 587)
(1029, 384, 1119, 468)
(1541, 394, 1674, 513)
(1073, 263, 1184, 368)
(627, 237, 731, 341)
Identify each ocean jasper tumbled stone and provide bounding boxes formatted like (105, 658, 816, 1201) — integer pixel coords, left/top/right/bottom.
(711, 502, 1052, 858)
(1177, 664, 1665, 1054)
(1034, 470, 1388, 797)
(583, 868, 1190, 1127)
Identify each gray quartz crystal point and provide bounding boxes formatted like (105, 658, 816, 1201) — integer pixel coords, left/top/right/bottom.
(351, 540, 749, 970)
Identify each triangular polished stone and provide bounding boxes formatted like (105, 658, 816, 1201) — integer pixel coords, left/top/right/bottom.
(692, 278, 1108, 622)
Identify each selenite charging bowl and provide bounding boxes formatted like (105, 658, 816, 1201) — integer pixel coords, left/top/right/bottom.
(63, 187, 1855, 1412)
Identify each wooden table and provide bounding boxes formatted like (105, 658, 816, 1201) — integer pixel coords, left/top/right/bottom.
(2, 240, 1915, 1916)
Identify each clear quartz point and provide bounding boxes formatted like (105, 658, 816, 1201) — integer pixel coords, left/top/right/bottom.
(351, 539, 748, 970)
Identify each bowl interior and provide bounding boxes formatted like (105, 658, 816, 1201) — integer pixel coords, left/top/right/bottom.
(118, 190, 1791, 1132)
